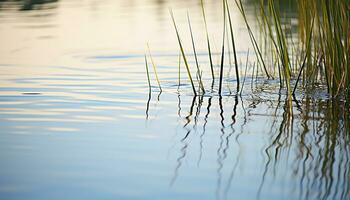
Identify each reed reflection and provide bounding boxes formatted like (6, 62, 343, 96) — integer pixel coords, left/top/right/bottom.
(258, 96, 350, 200)
(146, 83, 349, 200)
(216, 96, 225, 200)
(170, 95, 197, 185)
(198, 96, 213, 167)
(145, 92, 151, 120)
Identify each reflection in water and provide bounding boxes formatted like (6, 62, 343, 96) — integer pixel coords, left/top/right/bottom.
(1, 0, 349, 199)
(145, 92, 151, 120)
(259, 96, 350, 200)
(183, 95, 197, 129)
(20, 0, 58, 10)
(170, 95, 198, 186)
(223, 95, 240, 200)
(0, 0, 58, 11)
(147, 90, 350, 200)
(216, 96, 225, 200)
(198, 96, 212, 167)
(170, 138, 188, 187)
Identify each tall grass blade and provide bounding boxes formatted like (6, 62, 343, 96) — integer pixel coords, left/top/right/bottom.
(218, 0, 227, 95)
(178, 52, 181, 89)
(225, 0, 240, 93)
(147, 43, 162, 92)
(170, 9, 197, 96)
(145, 55, 151, 93)
(201, 0, 215, 80)
(187, 12, 205, 94)
(235, 0, 271, 79)
(240, 49, 250, 95)
(292, 15, 315, 96)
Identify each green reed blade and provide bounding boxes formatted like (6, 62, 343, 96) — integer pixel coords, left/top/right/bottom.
(225, 0, 240, 93)
(240, 49, 250, 95)
(235, 0, 271, 80)
(170, 9, 197, 96)
(145, 55, 151, 92)
(292, 15, 315, 96)
(218, 0, 227, 95)
(201, 0, 215, 80)
(147, 43, 162, 92)
(187, 12, 205, 94)
(178, 51, 181, 89)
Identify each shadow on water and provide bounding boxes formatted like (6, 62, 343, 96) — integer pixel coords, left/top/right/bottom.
(146, 87, 350, 200)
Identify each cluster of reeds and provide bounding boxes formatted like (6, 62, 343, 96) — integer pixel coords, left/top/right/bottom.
(145, 0, 241, 96)
(169, 0, 241, 96)
(146, 0, 350, 98)
(252, 0, 350, 97)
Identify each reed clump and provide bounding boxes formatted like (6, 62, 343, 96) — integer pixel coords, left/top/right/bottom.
(250, 0, 350, 97)
(146, 0, 350, 98)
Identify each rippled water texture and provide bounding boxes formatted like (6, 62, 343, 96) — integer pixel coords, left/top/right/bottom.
(0, 0, 349, 200)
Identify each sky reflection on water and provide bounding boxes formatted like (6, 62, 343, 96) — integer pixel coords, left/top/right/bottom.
(0, 0, 349, 200)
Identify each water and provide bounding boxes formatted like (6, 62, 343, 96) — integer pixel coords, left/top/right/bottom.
(0, 0, 349, 200)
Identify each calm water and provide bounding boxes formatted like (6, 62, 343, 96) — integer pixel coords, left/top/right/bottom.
(0, 0, 349, 200)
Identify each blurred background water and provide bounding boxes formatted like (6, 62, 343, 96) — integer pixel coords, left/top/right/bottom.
(0, 0, 349, 200)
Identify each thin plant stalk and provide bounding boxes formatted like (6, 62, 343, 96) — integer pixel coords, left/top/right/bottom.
(170, 9, 197, 96)
(269, 0, 292, 96)
(218, 0, 227, 95)
(145, 55, 151, 93)
(200, 0, 215, 80)
(187, 12, 205, 94)
(292, 15, 315, 96)
(147, 43, 162, 92)
(235, 0, 271, 79)
(240, 49, 250, 95)
(178, 52, 181, 89)
(225, 0, 240, 93)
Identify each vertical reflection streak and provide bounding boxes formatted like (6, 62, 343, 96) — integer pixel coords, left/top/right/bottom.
(198, 96, 212, 167)
(170, 139, 188, 187)
(145, 92, 151, 120)
(222, 95, 239, 200)
(216, 96, 225, 200)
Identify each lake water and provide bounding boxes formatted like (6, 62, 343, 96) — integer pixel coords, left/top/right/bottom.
(0, 0, 349, 200)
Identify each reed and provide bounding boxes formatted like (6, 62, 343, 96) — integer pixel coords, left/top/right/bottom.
(145, 55, 151, 93)
(235, 0, 271, 80)
(200, 0, 215, 80)
(250, 0, 349, 97)
(218, 0, 227, 95)
(187, 12, 205, 94)
(147, 0, 349, 97)
(269, 0, 292, 95)
(147, 43, 162, 92)
(240, 49, 250, 95)
(170, 9, 197, 96)
(225, 0, 240, 93)
(178, 52, 181, 89)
